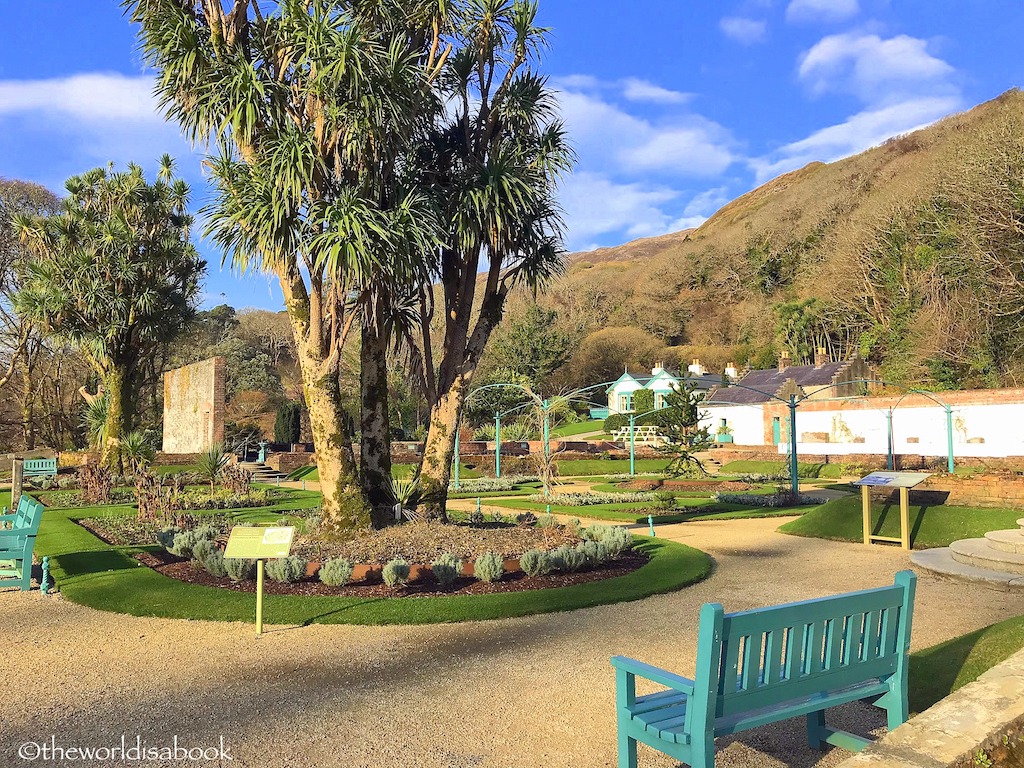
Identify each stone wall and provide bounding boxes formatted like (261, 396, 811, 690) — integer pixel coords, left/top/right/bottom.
(920, 473, 1024, 508)
(266, 452, 316, 475)
(161, 357, 225, 454)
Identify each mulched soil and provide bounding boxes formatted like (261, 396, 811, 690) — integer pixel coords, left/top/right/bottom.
(133, 548, 650, 598)
(292, 520, 580, 562)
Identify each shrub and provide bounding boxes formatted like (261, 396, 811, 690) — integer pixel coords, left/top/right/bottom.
(192, 539, 217, 564)
(715, 492, 831, 508)
(156, 526, 179, 551)
(474, 551, 505, 582)
(382, 558, 411, 587)
(602, 527, 634, 557)
(319, 557, 354, 587)
(527, 491, 658, 506)
(431, 553, 463, 587)
(203, 550, 228, 578)
(536, 513, 558, 528)
(224, 558, 255, 582)
(168, 529, 200, 559)
(516, 512, 538, 526)
(549, 545, 586, 573)
(468, 509, 485, 525)
(578, 540, 610, 568)
(604, 414, 627, 433)
(520, 549, 552, 577)
(266, 556, 307, 583)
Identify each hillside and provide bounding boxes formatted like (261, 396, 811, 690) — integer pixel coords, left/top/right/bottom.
(500, 88, 1024, 393)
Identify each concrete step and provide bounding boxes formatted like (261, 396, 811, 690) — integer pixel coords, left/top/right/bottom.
(950, 537, 1024, 576)
(985, 529, 1024, 554)
(911, 548, 1024, 592)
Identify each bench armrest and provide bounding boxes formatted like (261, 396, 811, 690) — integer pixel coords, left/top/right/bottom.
(611, 656, 695, 693)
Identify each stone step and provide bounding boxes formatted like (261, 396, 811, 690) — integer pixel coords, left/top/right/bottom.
(911, 548, 1024, 591)
(950, 537, 1024, 576)
(985, 529, 1024, 554)
(1017, 518, 1024, 531)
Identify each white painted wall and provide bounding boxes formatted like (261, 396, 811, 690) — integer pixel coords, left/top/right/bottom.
(768, 401, 1024, 458)
(701, 404, 766, 446)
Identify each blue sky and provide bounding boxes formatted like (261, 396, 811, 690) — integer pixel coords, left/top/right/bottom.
(1, 1, 1022, 310)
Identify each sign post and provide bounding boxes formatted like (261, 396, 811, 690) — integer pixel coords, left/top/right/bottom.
(853, 472, 932, 551)
(224, 526, 295, 635)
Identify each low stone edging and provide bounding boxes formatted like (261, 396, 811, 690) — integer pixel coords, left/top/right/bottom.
(836, 646, 1024, 767)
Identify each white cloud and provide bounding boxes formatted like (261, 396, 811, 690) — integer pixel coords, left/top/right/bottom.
(0, 72, 162, 123)
(555, 86, 735, 178)
(786, 0, 859, 24)
(750, 95, 961, 182)
(799, 33, 955, 101)
(560, 172, 683, 248)
(720, 17, 768, 45)
(621, 78, 692, 105)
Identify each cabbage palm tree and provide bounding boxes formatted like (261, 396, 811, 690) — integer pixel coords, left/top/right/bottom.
(127, 0, 450, 528)
(411, 0, 574, 517)
(14, 158, 203, 470)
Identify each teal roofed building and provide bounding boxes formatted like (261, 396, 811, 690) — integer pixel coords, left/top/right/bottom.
(605, 360, 727, 416)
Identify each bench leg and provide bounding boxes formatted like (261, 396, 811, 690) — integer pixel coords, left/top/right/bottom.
(689, 737, 715, 768)
(807, 710, 828, 750)
(885, 691, 909, 731)
(617, 729, 637, 768)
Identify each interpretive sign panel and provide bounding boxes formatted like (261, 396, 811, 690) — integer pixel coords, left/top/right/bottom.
(854, 472, 932, 489)
(224, 526, 294, 560)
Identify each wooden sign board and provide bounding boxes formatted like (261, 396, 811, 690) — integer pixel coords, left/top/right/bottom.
(854, 472, 932, 488)
(224, 526, 295, 560)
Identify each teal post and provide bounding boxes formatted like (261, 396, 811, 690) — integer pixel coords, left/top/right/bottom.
(648, 514, 655, 537)
(476, 497, 481, 516)
(629, 414, 637, 476)
(494, 412, 502, 479)
(788, 395, 799, 496)
(454, 426, 461, 490)
(40, 556, 51, 595)
(542, 398, 550, 474)
(886, 409, 894, 471)
(946, 405, 955, 474)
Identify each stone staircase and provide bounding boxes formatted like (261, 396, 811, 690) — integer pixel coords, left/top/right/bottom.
(238, 461, 289, 485)
(911, 518, 1024, 590)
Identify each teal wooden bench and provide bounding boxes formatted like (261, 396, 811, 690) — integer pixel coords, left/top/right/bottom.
(0, 495, 45, 590)
(23, 458, 57, 478)
(611, 571, 917, 768)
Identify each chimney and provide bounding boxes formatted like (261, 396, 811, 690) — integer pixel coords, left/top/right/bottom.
(724, 361, 738, 381)
(687, 358, 707, 376)
(651, 361, 665, 376)
(815, 347, 828, 367)
(778, 351, 791, 372)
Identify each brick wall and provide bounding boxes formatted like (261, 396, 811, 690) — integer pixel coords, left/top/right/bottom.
(920, 474, 1024, 509)
(266, 452, 316, 474)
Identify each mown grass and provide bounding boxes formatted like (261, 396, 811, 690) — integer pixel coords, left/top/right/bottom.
(34, 505, 712, 625)
(719, 460, 850, 479)
(549, 420, 605, 438)
(487, 496, 814, 524)
(779, 495, 1022, 549)
(290, 463, 483, 482)
(910, 612, 1024, 712)
(557, 459, 673, 476)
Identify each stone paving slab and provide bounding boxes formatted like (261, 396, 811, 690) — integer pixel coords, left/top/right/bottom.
(911, 547, 1024, 591)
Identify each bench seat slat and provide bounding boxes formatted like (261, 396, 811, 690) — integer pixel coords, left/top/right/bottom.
(631, 689, 683, 715)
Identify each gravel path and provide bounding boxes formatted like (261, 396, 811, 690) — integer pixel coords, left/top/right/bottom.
(3, 517, 1022, 768)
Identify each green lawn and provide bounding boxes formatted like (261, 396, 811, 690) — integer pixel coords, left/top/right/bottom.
(779, 496, 1022, 549)
(910, 611, 1024, 712)
(557, 458, 673, 476)
(292, 463, 483, 482)
(153, 463, 200, 475)
(549, 419, 604, 438)
(34, 504, 712, 625)
(719, 460, 850, 479)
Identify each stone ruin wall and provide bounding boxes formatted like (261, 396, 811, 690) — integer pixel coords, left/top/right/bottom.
(162, 357, 225, 454)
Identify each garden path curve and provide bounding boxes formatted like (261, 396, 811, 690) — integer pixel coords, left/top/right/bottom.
(2, 516, 1021, 768)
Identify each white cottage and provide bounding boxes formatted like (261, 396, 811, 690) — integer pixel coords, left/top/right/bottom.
(606, 360, 723, 415)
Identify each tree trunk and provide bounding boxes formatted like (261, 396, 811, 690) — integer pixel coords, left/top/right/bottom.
(299, 348, 370, 530)
(103, 365, 129, 472)
(419, 377, 469, 521)
(360, 322, 392, 527)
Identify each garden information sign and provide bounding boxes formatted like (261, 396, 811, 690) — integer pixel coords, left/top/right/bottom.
(852, 472, 932, 551)
(224, 526, 295, 635)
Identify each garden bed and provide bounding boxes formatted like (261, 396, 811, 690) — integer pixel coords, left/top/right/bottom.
(950, 714, 1024, 768)
(134, 548, 650, 598)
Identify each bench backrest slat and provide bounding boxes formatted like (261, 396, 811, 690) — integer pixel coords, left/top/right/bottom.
(706, 574, 915, 720)
(9, 496, 43, 534)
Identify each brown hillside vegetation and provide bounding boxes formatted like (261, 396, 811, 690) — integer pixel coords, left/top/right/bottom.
(494, 88, 1024, 393)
